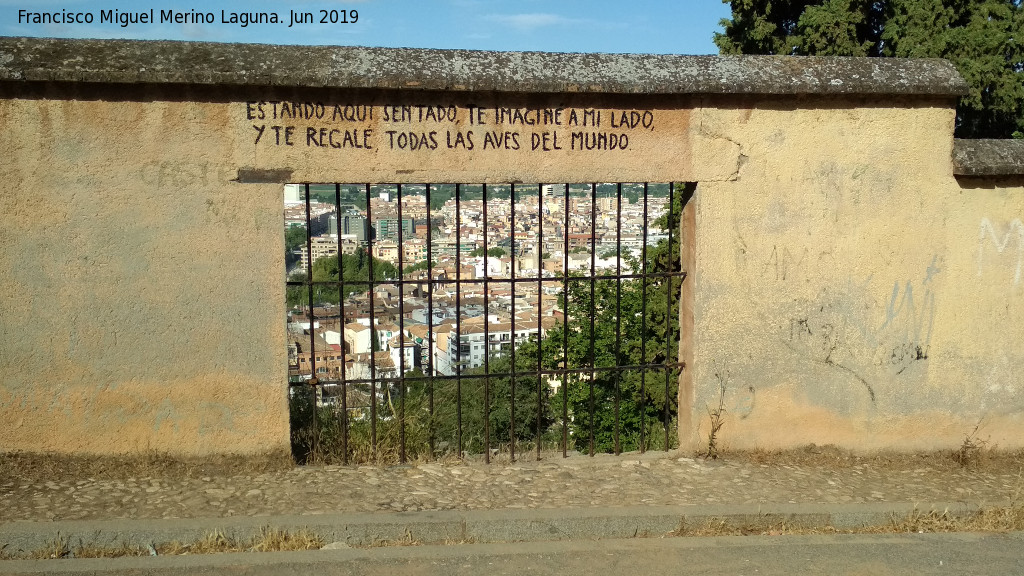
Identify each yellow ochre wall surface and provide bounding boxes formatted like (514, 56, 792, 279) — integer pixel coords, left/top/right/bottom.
(1, 38, 1019, 455)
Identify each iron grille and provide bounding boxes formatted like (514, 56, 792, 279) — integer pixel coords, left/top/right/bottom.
(285, 182, 689, 464)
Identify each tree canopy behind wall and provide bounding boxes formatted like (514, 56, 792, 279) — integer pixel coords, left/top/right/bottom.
(714, 0, 1024, 138)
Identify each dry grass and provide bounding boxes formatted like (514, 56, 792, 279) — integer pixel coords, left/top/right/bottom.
(365, 529, 421, 548)
(891, 506, 1024, 533)
(3, 528, 326, 560)
(952, 424, 992, 468)
(675, 504, 1024, 538)
(28, 537, 72, 560)
(248, 527, 325, 552)
(159, 531, 245, 555)
(159, 527, 324, 555)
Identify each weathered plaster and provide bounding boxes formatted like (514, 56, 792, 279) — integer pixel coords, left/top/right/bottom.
(0, 96, 286, 454)
(687, 103, 1024, 451)
(2, 37, 1021, 456)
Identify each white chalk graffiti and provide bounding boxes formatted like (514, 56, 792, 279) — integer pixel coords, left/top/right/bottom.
(977, 218, 1024, 284)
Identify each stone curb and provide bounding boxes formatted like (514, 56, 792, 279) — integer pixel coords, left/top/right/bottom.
(0, 501, 1003, 557)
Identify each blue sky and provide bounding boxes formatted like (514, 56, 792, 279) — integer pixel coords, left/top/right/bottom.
(2, 1, 731, 54)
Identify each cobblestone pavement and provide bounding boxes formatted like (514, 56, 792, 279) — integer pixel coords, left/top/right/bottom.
(2, 450, 1021, 523)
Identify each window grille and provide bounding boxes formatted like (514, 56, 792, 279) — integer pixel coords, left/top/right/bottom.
(285, 182, 690, 464)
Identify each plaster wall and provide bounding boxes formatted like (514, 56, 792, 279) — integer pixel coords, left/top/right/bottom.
(0, 92, 286, 454)
(0, 87, 731, 455)
(688, 101, 1024, 451)
(1, 83, 1017, 455)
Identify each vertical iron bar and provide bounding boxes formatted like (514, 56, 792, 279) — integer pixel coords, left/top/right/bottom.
(588, 182, 596, 457)
(665, 182, 674, 450)
(336, 183, 349, 464)
(561, 183, 569, 458)
(639, 182, 649, 453)
(455, 183, 463, 458)
(483, 183, 491, 464)
(509, 183, 517, 462)
(614, 183, 622, 455)
(536, 183, 544, 460)
(397, 184, 407, 463)
(365, 183, 378, 455)
(426, 184, 435, 457)
(304, 183, 318, 459)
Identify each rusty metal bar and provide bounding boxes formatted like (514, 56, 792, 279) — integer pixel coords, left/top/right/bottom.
(303, 183, 318, 459)
(614, 182, 622, 455)
(365, 183, 377, 456)
(482, 183, 491, 464)
(561, 183, 569, 458)
(335, 183, 349, 464)
(509, 183, 517, 462)
(665, 181, 674, 450)
(536, 183, 544, 460)
(639, 182, 649, 453)
(455, 183, 463, 458)
(588, 182, 596, 457)
(397, 183, 407, 463)
(425, 184, 435, 457)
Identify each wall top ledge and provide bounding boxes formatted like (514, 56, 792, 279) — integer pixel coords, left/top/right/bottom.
(954, 139, 1024, 177)
(0, 37, 968, 97)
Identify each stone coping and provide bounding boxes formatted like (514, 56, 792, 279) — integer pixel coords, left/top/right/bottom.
(953, 139, 1024, 176)
(0, 37, 968, 97)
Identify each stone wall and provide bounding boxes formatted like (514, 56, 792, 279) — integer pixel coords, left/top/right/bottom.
(1, 37, 1020, 455)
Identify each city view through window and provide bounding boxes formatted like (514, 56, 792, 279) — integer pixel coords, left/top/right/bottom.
(285, 182, 687, 464)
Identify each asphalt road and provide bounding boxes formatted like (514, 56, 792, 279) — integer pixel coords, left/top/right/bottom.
(4, 532, 1023, 576)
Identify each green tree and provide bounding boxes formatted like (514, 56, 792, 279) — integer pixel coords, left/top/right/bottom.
(404, 259, 433, 274)
(284, 225, 306, 266)
(539, 184, 689, 454)
(714, 0, 1024, 138)
(431, 340, 556, 455)
(287, 250, 399, 308)
(468, 247, 507, 258)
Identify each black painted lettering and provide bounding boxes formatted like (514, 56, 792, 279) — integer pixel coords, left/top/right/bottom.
(569, 131, 629, 151)
(447, 130, 473, 150)
(307, 127, 321, 147)
(253, 124, 266, 144)
(284, 126, 295, 146)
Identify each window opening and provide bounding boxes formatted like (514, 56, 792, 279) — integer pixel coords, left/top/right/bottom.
(285, 182, 689, 464)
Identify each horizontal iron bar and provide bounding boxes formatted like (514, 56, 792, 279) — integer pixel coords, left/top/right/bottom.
(290, 362, 685, 387)
(286, 271, 686, 288)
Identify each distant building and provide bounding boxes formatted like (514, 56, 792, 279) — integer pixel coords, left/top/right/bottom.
(299, 234, 339, 269)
